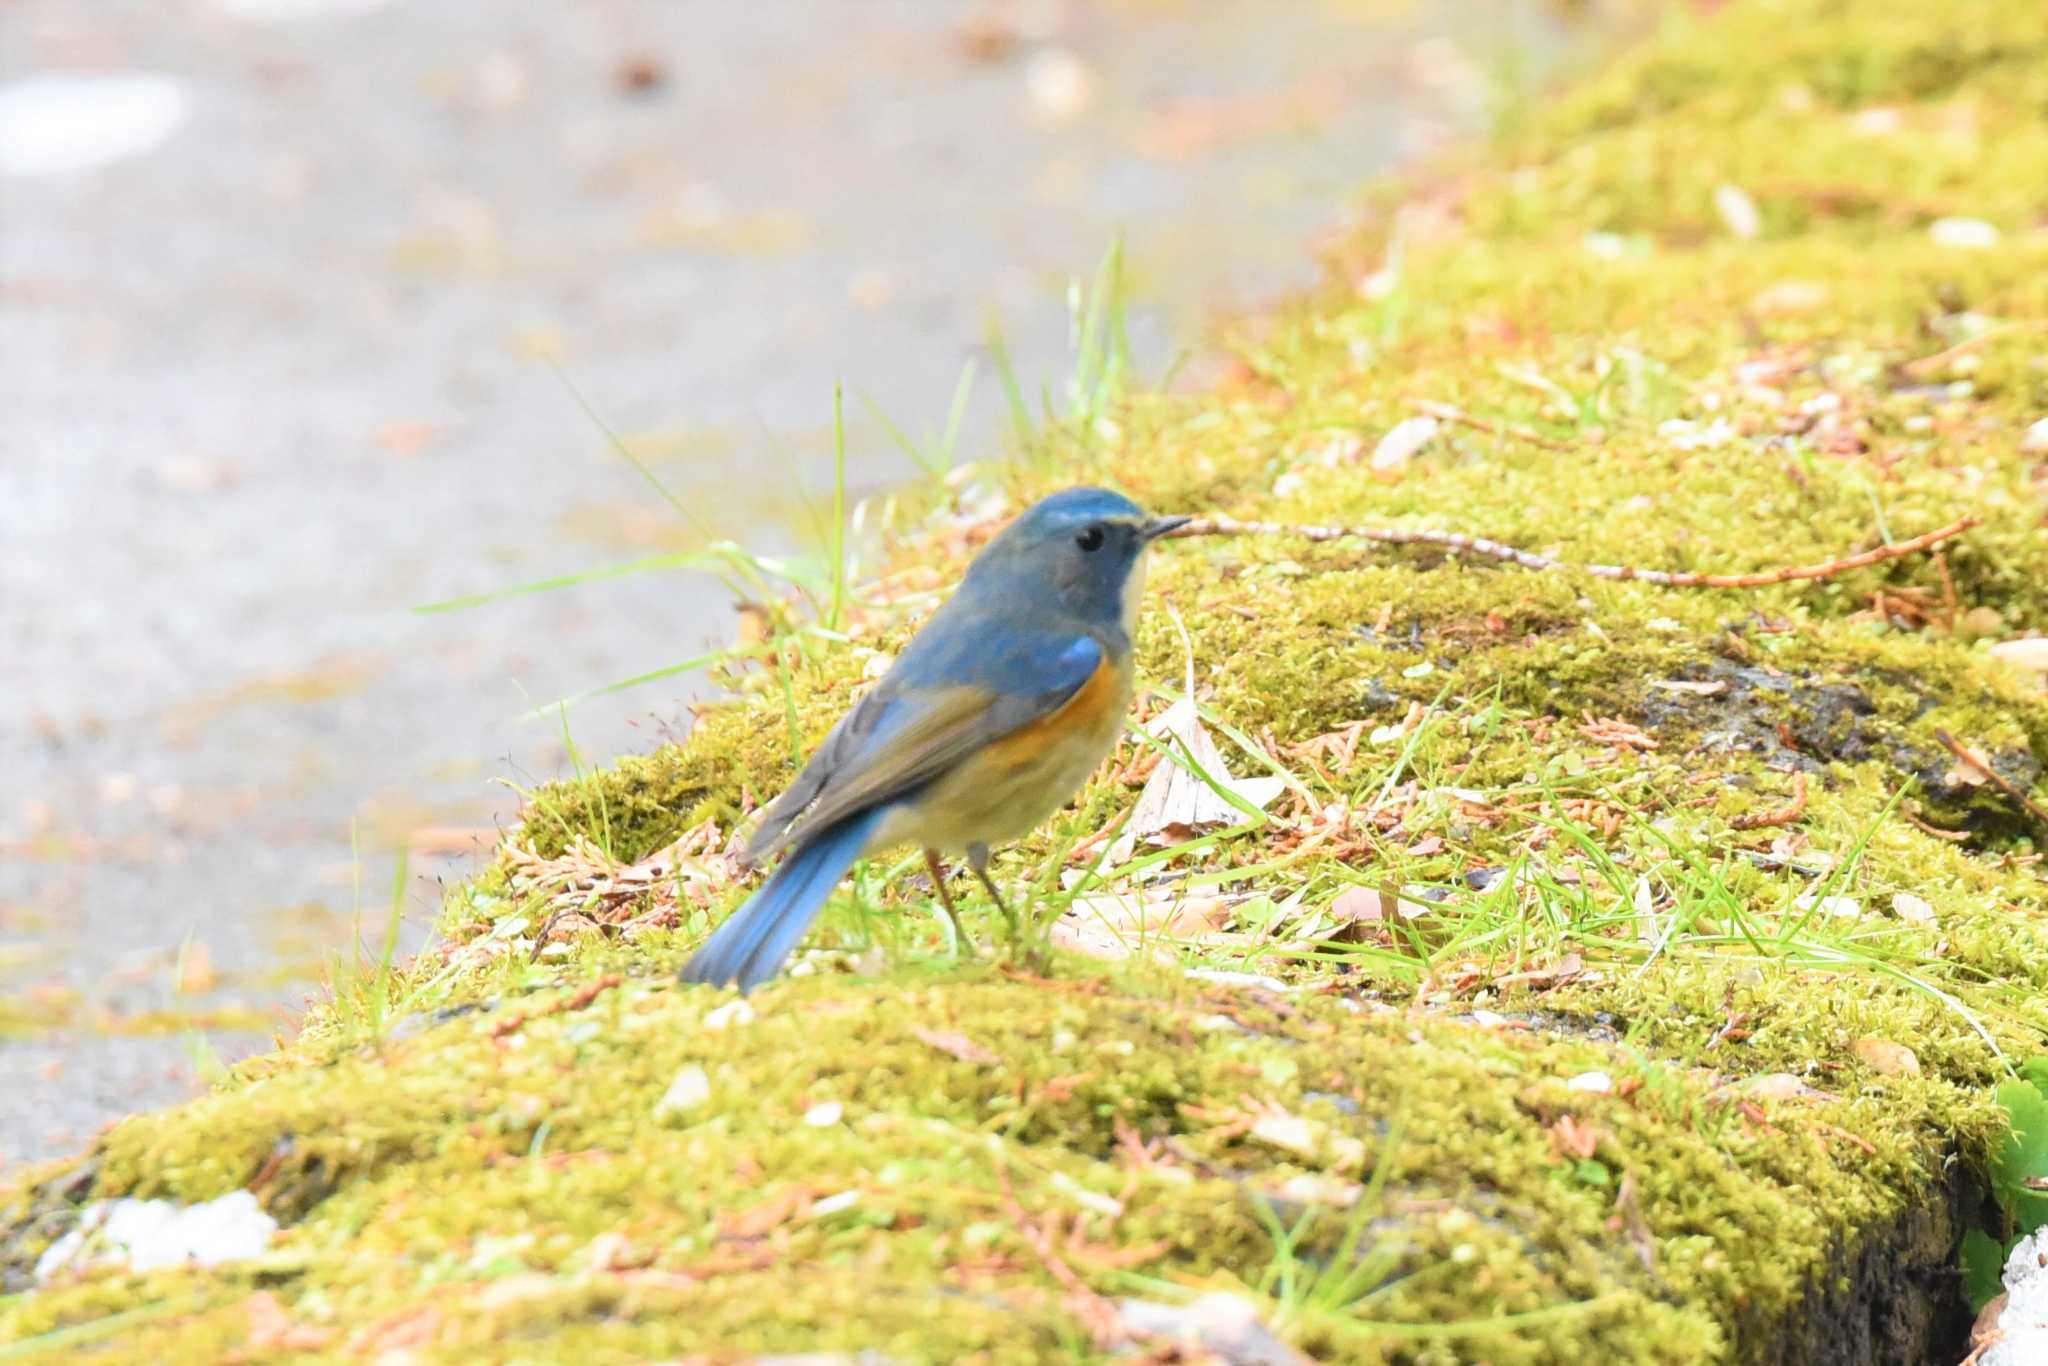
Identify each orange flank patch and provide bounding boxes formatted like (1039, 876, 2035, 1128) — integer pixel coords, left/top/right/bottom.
(982, 655, 1126, 769)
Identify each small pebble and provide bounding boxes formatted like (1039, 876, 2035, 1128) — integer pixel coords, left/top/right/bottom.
(1890, 892, 1936, 926)
(1929, 217, 1999, 249)
(704, 998, 754, 1030)
(654, 1064, 712, 1120)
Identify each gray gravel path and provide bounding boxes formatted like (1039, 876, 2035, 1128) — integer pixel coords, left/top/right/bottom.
(1, 0, 1587, 1167)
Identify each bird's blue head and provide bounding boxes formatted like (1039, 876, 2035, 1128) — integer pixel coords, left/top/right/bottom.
(962, 487, 1189, 635)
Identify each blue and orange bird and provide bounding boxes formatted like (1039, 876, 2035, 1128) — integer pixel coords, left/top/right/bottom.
(680, 487, 1188, 992)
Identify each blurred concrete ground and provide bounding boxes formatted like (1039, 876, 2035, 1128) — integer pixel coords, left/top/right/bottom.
(0, 0, 1587, 1165)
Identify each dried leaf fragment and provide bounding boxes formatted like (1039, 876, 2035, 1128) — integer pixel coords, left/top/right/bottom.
(1108, 694, 1287, 861)
(910, 1026, 1000, 1066)
(1851, 1037, 1921, 1076)
(1549, 1114, 1601, 1161)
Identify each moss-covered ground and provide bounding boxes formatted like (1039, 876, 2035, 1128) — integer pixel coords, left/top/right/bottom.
(7, 0, 2047, 1360)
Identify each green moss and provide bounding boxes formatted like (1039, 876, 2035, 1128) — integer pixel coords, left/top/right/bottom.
(7, 0, 2048, 1359)
(0, 972, 1999, 1361)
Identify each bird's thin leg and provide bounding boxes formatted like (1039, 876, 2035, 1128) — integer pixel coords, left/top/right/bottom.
(924, 847, 972, 955)
(967, 842, 1019, 942)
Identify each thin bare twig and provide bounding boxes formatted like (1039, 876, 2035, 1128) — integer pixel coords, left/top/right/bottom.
(1902, 807, 1973, 842)
(1412, 399, 1577, 451)
(1900, 320, 2048, 379)
(1169, 515, 1980, 589)
(1731, 772, 1809, 831)
(1934, 730, 2048, 835)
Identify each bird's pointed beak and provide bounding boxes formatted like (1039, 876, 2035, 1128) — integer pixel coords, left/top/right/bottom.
(1141, 514, 1192, 543)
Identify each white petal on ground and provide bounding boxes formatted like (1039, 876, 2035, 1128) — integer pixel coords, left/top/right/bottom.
(0, 74, 191, 177)
(35, 1192, 277, 1280)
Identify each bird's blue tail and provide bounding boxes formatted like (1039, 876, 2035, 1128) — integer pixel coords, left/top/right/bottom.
(679, 809, 881, 992)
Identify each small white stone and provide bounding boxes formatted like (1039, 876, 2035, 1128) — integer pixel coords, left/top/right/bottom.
(1660, 416, 1738, 451)
(1184, 968, 1295, 993)
(1713, 183, 1762, 239)
(1792, 891, 1862, 920)
(1890, 893, 1936, 926)
(703, 998, 754, 1031)
(2019, 417, 2048, 454)
(1567, 1071, 1615, 1094)
(806, 1190, 860, 1219)
(1371, 416, 1439, 475)
(36, 1192, 277, 1280)
(654, 1064, 712, 1119)
(1930, 217, 1999, 249)
(1982, 1227, 2048, 1366)
(803, 1100, 843, 1127)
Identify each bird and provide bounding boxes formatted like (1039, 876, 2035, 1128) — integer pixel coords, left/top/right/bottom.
(680, 487, 1189, 992)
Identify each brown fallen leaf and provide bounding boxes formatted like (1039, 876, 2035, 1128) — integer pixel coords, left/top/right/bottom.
(1324, 885, 1438, 946)
(1048, 915, 1174, 964)
(1724, 1073, 1838, 1104)
(174, 940, 218, 995)
(243, 1291, 333, 1352)
(1609, 1172, 1657, 1271)
(1549, 1114, 1601, 1161)
(911, 1026, 1000, 1067)
(1648, 679, 1728, 697)
(1066, 887, 1232, 939)
(1851, 1037, 1921, 1076)
(1327, 885, 1383, 927)
(719, 1183, 816, 1241)
(344, 1304, 444, 1357)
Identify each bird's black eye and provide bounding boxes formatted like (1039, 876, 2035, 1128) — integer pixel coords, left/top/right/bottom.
(1075, 524, 1106, 552)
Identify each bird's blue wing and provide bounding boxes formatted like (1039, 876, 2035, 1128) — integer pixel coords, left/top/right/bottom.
(742, 629, 1103, 862)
